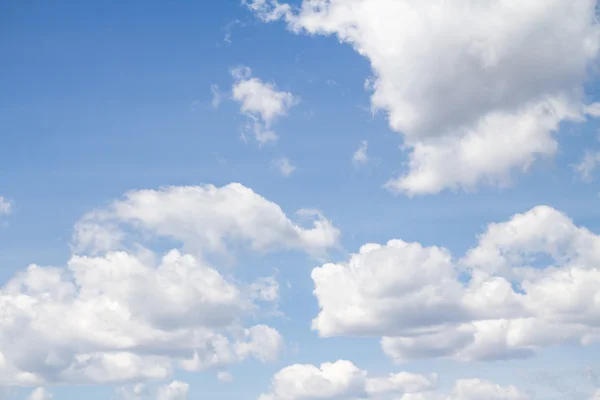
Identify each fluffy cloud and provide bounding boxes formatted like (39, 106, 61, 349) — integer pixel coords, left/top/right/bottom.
(157, 381, 189, 400)
(74, 183, 339, 257)
(246, 0, 600, 194)
(230, 66, 299, 144)
(0, 197, 11, 216)
(0, 250, 281, 385)
(352, 141, 368, 167)
(0, 183, 332, 386)
(27, 388, 52, 400)
(259, 360, 527, 400)
(311, 206, 600, 362)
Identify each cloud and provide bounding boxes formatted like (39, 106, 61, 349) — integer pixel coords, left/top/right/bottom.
(573, 150, 600, 182)
(311, 205, 600, 362)
(246, 0, 600, 195)
(231, 66, 299, 144)
(352, 140, 369, 167)
(0, 196, 12, 216)
(272, 157, 296, 177)
(73, 183, 339, 258)
(0, 183, 336, 386)
(211, 84, 223, 109)
(157, 381, 189, 400)
(592, 389, 600, 400)
(27, 388, 52, 400)
(258, 360, 527, 400)
(217, 371, 233, 382)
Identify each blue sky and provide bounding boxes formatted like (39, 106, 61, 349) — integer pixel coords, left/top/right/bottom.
(2, 1, 600, 399)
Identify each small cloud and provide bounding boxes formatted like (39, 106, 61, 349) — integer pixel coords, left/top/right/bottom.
(572, 150, 600, 182)
(0, 196, 12, 216)
(230, 66, 299, 145)
(157, 381, 189, 400)
(217, 371, 234, 383)
(352, 141, 369, 167)
(223, 19, 243, 44)
(326, 79, 337, 86)
(211, 84, 224, 109)
(272, 157, 296, 177)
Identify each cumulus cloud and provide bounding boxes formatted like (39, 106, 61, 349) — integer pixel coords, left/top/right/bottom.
(352, 140, 368, 167)
(157, 381, 189, 400)
(272, 157, 296, 177)
(246, 0, 600, 195)
(0, 196, 11, 216)
(311, 206, 600, 362)
(230, 66, 299, 144)
(73, 183, 339, 258)
(0, 183, 333, 386)
(259, 360, 527, 400)
(27, 388, 52, 400)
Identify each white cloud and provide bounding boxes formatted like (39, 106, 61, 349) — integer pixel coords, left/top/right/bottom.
(311, 206, 600, 362)
(591, 389, 600, 400)
(0, 183, 330, 386)
(217, 371, 233, 382)
(0, 250, 281, 385)
(246, 0, 600, 195)
(573, 150, 600, 182)
(231, 66, 299, 144)
(73, 183, 339, 258)
(211, 84, 223, 109)
(272, 157, 296, 177)
(157, 381, 189, 400)
(27, 388, 52, 400)
(259, 360, 527, 400)
(352, 140, 369, 166)
(400, 379, 529, 400)
(251, 276, 280, 302)
(117, 383, 146, 400)
(0, 196, 12, 216)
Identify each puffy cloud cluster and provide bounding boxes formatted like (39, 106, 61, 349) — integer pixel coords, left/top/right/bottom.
(311, 206, 600, 362)
(246, 0, 600, 194)
(258, 360, 527, 400)
(230, 66, 299, 144)
(0, 183, 339, 386)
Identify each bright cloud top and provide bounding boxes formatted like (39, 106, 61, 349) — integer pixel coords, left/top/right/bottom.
(231, 65, 299, 144)
(74, 182, 340, 258)
(312, 205, 600, 362)
(258, 359, 527, 400)
(0, 183, 341, 386)
(246, 0, 600, 195)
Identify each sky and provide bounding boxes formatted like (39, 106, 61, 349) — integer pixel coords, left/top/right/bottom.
(2, 0, 600, 399)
